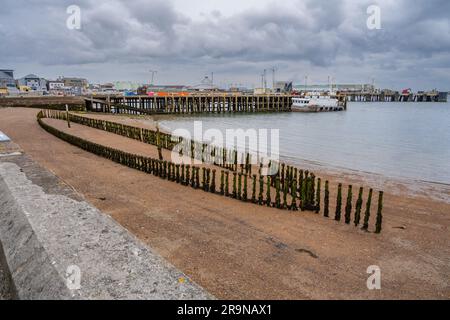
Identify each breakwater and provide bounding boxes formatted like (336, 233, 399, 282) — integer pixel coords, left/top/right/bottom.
(37, 110, 384, 233)
(342, 91, 448, 102)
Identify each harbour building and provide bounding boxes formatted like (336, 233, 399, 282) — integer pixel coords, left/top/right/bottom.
(0, 69, 19, 95)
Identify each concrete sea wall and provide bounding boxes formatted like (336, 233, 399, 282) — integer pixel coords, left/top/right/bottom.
(0, 148, 212, 300)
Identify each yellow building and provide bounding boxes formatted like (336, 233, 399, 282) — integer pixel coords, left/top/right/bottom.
(19, 85, 31, 92)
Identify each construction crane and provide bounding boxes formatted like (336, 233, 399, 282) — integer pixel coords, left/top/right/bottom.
(271, 67, 277, 89)
(149, 70, 158, 85)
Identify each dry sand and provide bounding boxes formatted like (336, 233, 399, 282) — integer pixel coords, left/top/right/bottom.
(1, 107, 449, 299)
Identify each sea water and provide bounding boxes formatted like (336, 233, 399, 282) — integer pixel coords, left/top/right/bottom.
(160, 102, 450, 184)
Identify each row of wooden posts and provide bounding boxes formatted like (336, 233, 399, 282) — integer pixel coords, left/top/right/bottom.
(42, 109, 255, 173)
(39, 110, 384, 233)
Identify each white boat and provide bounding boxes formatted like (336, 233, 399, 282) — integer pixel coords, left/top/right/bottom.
(292, 92, 346, 112)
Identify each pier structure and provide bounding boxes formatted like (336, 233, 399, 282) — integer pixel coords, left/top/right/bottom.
(85, 93, 292, 114)
(341, 91, 448, 103)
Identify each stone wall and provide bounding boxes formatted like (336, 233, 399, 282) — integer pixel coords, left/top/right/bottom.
(0, 96, 86, 111)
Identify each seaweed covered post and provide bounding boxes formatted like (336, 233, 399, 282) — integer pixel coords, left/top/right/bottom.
(291, 179, 298, 211)
(243, 174, 248, 201)
(335, 183, 342, 221)
(232, 172, 237, 199)
(176, 164, 180, 183)
(315, 178, 321, 214)
(222, 148, 227, 169)
(375, 191, 384, 234)
(298, 170, 304, 200)
(186, 165, 191, 186)
(275, 177, 281, 209)
(300, 177, 307, 211)
(156, 125, 163, 160)
(220, 170, 225, 195)
(154, 160, 159, 176)
(169, 163, 174, 181)
(211, 147, 216, 165)
(210, 169, 216, 193)
(202, 168, 207, 191)
(190, 167, 196, 188)
(181, 164, 185, 185)
(258, 175, 264, 205)
(168, 163, 173, 180)
(201, 143, 206, 163)
(156, 160, 161, 177)
(310, 174, 316, 210)
(287, 166, 292, 189)
(283, 179, 289, 209)
(206, 169, 211, 192)
(304, 175, 311, 210)
(170, 163, 175, 181)
(195, 167, 200, 189)
(225, 171, 230, 197)
(222, 149, 229, 168)
(266, 176, 272, 207)
(190, 140, 195, 161)
(163, 161, 168, 179)
(344, 185, 353, 224)
(238, 173, 243, 200)
(252, 174, 257, 203)
(65, 104, 71, 128)
(179, 137, 184, 158)
(362, 189, 373, 231)
(324, 180, 330, 217)
(354, 187, 364, 226)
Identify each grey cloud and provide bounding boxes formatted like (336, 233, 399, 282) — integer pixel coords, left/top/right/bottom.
(0, 0, 449, 89)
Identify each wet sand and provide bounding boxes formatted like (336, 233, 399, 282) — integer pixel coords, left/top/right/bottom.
(1, 107, 449, 299)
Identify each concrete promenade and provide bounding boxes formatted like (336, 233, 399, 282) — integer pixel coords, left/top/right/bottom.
(0, 140, 212, 300)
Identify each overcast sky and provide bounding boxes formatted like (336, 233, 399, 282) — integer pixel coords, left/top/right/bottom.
(1, 0, 449, 90)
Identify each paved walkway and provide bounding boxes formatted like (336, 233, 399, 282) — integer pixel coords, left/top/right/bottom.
(0, 152, 211, 300)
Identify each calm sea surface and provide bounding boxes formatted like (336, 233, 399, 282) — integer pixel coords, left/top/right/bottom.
(160, 102, 450, 184)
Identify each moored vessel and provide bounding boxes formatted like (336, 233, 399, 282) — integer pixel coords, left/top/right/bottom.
(292, 92, 346, 112)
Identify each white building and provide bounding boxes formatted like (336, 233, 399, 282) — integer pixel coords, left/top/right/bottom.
(48, 80, 65, 90)
(293, 83, 376, 93)
(46, 80, 67, 95)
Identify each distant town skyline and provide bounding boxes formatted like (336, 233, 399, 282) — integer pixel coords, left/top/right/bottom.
(1, 0, 450, 90)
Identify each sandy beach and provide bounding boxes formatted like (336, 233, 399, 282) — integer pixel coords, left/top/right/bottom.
(1, 107, 449, 299)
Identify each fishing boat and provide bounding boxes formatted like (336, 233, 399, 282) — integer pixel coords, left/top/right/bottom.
(292, 92, 346, 112)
